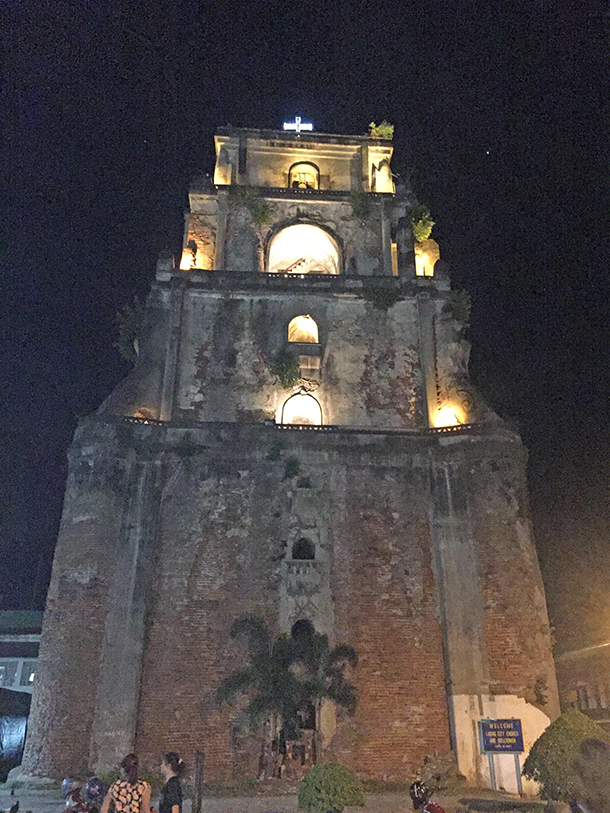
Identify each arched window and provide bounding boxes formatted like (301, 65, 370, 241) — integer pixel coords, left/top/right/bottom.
(288, 162, 320, 190)
(281, 391, 322, 426)
(292, 538, 315, 560)
(288, 315, 319, 344)
(268, 224, 340, 275)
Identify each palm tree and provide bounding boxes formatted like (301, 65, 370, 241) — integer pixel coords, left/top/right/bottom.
(217, 617, 358, 775)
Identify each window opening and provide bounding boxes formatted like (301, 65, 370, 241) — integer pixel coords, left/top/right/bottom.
(268, 224, 339, 275)
(288, 315, 319, 344)
(281, 391, 322, 426)
(289, 162, 320, 190)
(292, 538, 315, 560)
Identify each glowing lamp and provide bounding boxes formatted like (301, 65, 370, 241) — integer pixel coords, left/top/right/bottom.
(432, 405, 464, 428)
(180, 248, 195, 271)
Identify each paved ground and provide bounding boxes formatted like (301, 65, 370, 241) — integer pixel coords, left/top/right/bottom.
(0, 788, 534, 813)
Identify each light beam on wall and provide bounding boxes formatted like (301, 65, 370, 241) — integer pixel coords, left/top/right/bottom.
(432, 405, 465, 428)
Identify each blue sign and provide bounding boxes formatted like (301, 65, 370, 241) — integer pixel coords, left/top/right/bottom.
(480, 719, 524, 753)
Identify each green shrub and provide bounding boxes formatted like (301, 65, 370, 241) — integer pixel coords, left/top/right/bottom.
(350, 191, 372, 220)
(298, 763, 365, 813)
(361, 283, 404, 311)
(270, 350, 301, 389)
(368, 121, 394, 139)
(522, 708, 609, 800)
(229, 186, 272, 227)
(408, 204, 435, 242)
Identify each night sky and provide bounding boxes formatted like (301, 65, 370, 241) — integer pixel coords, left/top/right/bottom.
(2, 1, 609, 652)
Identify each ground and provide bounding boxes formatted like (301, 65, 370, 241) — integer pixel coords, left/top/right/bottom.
(0, 785, 549, 813)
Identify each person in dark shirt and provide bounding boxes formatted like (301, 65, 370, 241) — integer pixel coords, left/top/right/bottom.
(158, 752, 185, 813)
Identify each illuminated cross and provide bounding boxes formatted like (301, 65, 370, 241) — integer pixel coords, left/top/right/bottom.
(283, 116, 313, 133)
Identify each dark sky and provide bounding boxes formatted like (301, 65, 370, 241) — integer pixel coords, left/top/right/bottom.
(2, 1, 609, 651)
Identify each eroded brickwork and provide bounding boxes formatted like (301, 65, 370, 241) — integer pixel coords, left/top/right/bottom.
(25, 419, 557, 782)
(23, 125, 559, 787)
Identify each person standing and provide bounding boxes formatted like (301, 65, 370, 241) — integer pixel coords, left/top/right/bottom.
(158, 752, 185, 813)
(101, 754, 151, 813)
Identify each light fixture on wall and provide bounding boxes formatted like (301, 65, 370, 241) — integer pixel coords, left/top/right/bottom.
(432, 405, 465, 428)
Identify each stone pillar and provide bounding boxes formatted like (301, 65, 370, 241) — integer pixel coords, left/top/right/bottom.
(429, 457, 489, 693)
(417, 291, 438, 427)
(360, 144, 369, 191)
(214, 189, 229, 269)
(159, 283, 185, 422)
(89, 459, 162, 773)
(380, 198, 393, 275)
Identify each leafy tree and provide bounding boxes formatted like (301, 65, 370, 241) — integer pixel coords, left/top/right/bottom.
(290, 619, 358, 718)
(217, 616, 301, 738)
(298, 762, 365, 813)
(217, 617, 358, 770)
(522, 708, 609, 800)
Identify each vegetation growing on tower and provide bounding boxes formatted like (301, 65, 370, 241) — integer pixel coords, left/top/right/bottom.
(368, 120, 394, 139)
(408, 204, 435, 242)
(114, 297, 145, 363)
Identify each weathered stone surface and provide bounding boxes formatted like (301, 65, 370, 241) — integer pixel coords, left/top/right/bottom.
(24, 420, 557, 782)
(23, 125, 558, 789)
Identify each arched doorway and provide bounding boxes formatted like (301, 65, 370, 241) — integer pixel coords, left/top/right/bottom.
(268, 224, 340, 275)
(281, 391, 322, 426)
(288, 162, 320, 190)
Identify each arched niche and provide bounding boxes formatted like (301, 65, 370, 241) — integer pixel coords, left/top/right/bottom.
(288, 315, 319, 344)
(289, 162, 320, 189)
(268, 224, 340, 275)
(281, 391, 322, 426)
(292, 538, 315, 560)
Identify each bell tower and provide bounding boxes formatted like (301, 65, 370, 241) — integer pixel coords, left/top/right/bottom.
(23, 123, 558, 790)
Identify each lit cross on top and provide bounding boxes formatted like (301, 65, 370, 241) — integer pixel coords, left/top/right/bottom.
(283, 116, 314, 133)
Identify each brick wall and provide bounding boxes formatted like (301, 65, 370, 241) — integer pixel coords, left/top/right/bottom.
(25, 421, 558, 782)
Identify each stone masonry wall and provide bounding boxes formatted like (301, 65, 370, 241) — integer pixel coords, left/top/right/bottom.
(176, 290, 425, 427)
(134, 423, 451, 781)
(22, 422, 135, 778)
(25, 417, 558, 782)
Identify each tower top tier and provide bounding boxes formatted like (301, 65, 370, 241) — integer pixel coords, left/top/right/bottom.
(213, 126, 394, 193)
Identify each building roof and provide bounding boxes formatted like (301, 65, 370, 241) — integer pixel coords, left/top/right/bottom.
(0, 611, 43, 635)
(215, 125, 392, 147)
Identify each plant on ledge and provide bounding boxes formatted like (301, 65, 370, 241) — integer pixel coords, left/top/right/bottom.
(361, 282, 404, 311)
(368, 120, 394, 139)
(270, 350, 302, 389)
(229, 186, 272, 228)
(350, 190, 372, 221)
(298, 763, 365, 813)
(408, 204, 435, 242)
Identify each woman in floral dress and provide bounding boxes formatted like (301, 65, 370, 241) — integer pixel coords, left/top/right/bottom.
(101, 754, 151, 813)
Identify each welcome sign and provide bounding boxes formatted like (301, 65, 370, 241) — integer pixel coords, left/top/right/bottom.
(480, 719, 524, 753)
